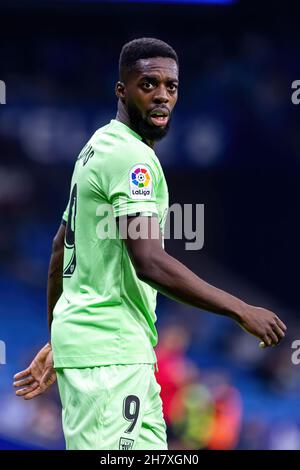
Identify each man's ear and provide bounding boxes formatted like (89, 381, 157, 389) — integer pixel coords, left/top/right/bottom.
(115, 81, 126, 102)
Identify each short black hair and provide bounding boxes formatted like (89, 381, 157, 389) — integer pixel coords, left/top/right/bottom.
(119, 37, 179, 81)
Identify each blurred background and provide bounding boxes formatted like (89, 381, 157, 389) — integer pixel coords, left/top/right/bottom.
(1, 0, 300, 450)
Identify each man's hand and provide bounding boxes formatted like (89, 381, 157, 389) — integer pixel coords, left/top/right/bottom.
(13, 343, 56, 400)
(237, 305, 287, 347)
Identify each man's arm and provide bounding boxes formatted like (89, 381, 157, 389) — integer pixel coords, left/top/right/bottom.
(47, 223, 65, 332)
(121, 216, 287, 347)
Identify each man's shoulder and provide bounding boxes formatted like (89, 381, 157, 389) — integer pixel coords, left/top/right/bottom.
(91, 121, 154, 163)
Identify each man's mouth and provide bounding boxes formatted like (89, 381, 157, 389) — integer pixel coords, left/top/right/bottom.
(148, 109, 169, 127)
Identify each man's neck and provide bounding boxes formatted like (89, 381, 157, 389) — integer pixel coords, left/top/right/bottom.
(115, 100, 154, 149)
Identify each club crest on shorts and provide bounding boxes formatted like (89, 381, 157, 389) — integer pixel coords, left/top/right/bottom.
(129, 164, 152, 200)
(119, 437, 134, 450)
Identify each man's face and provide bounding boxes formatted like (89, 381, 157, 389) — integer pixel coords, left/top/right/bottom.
(121, 57, 179, 141)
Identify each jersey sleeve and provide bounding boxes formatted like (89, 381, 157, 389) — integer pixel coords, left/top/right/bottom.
(100, 143, 161, 218)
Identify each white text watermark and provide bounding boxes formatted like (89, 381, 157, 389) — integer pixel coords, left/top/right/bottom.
(291, 340, 300, 365)
(0, 81, 6, 104)
(0, 340, 6, 364)
(95, 202, 204, 251)
(291, 80, 300, 105)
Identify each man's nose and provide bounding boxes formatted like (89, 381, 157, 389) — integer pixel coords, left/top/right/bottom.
(153, 85, 169, 103)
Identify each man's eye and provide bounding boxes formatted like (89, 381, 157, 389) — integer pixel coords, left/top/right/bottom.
(142, 82, 154, 90)
(168, 84, 177, 91)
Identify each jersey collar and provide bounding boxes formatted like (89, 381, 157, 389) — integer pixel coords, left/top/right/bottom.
(110, 119, 143, 142)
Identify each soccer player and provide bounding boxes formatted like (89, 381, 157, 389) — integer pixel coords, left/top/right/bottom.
(13, 38, 287, 450)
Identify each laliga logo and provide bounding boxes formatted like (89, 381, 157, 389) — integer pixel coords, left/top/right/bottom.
(132, 188, 150, 196)
(130, 165, 152, 199)
(131, 167, 150, 187)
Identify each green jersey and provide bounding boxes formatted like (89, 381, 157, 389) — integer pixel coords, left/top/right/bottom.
(52, 119, 169, 368)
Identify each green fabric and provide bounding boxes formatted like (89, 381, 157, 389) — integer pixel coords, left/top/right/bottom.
(52, 119, 169, 368)
(56, 364, 168, 450)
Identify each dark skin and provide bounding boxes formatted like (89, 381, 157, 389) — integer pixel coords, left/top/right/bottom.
(14, 57, 287, 400)
(47, 223, 66, 331)
(115, 57, 179, 147)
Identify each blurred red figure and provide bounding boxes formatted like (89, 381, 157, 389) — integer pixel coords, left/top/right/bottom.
(156, 325, 243, 450)
(207, 383, 243, 450)
(155, 324, 199, 426)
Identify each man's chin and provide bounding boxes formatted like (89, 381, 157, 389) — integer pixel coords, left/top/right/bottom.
(139, 121, 171, 142)
(127, 105, 171, 142)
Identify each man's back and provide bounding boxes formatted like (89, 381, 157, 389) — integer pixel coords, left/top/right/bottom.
(51, 119, 169, 368)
